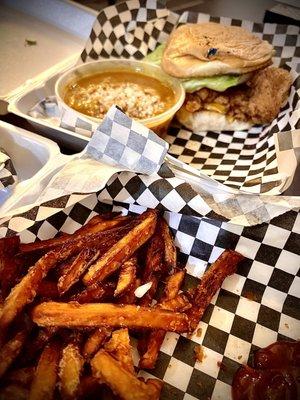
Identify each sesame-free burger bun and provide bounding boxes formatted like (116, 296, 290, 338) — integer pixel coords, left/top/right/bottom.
(162, 23, 274, 78)
(176, 108, 252, 132)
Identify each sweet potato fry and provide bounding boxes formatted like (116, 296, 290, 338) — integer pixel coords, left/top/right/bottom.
(0, 329, 27, 378)
(114, 257, 137, 297)
(91, 350, 159, 400)
(117, 278, 141, 305)
(159, 293, 191, 312)
(162, 270, 186, 301)
(83, 328, 111, 359)
(142, 221, 165, 282)
(35, 327, 59, 349)
(83, 210, 158, 285)
(76, 215, 130, 235)
(0, 236, 22, 298)
(32, 302, 189, 332)
(77, 375, 103, 399)
(104, 328, 134, 374)
(29, 341, 60, 400)
(58, 248, 100, 295)
(37, 280, 59, 299)
(0, 240, 89, 344)
(71, 281, 115, 303)
(146, 379, 163, 399)
(4, 367, 35, 387)
(19, 327, 58, 366)
(0, 384, 29, 400)
(138, 329, 166, 370)
(160, 218, 177, 269)
(139, 270, 185, 369)
(20, 215, 131, 254)
(138, 277, 158, 307)
(58, 343, 84, 400)
(55, 255, 77, 280)
(139, 219, 168, 306)
(188, 249, 244, 331)
(78, 376, 117, 399)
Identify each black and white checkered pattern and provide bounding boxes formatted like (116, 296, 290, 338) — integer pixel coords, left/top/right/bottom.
(0, 148, 17, 190)
(0, 196, 299, 400)
(85, 106, 169, 174)
(28, 1, 300, 194)
(75, 0, 300, 194)
(6, 101, 300, 227)
(80, 1, 178, 62)
(23, 2, 300, 228)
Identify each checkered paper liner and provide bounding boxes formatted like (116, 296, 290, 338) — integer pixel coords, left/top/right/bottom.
(0, 148, 17, 190)
(74, 0, 300, 195)
(3, 105, 300, 228)
(29, 3, 300, 195)
(0, 195, 299, 400)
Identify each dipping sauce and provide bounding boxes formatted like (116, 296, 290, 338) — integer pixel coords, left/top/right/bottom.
(63, 71, 175, 120)
(232, 341, 300, 400)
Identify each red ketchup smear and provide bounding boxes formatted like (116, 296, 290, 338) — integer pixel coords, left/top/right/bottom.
(232, 341, 300, 400)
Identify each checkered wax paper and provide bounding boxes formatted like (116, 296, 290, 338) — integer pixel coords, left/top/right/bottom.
(0, 196, 299, 400)
(28, 0, 300, 196)
(3, 106, 300, 227)
(0, 148, 17, 190)
(79, 0, 300, 194)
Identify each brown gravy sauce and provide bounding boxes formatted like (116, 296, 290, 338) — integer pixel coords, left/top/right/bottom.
(232, 341, 300, 400)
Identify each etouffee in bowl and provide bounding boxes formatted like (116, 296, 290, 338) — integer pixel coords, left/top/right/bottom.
(55, 59, 185, 137)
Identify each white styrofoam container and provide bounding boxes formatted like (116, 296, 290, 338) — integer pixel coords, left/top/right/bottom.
(8, 65, 91, 151)
(2, 0, 96, 151)
(0, 120, 69, 217)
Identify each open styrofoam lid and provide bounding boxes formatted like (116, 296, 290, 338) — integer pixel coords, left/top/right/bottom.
(0, 0, 96, 100)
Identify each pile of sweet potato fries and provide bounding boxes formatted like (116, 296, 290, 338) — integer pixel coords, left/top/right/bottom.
(0, 209, 243, 400)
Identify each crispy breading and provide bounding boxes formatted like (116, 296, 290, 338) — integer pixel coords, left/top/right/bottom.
(185, 67, 292, 124)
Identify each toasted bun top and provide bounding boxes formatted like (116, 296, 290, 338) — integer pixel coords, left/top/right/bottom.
(162, 23, 274, 78)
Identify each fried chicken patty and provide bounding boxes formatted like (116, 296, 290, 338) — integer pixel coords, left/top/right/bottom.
(184, 67, 292, 125)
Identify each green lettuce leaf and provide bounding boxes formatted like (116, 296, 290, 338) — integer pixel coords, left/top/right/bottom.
(144, 44, 246, 92)
(144, 43, 166, 65)
(180, 75, 243, 92)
